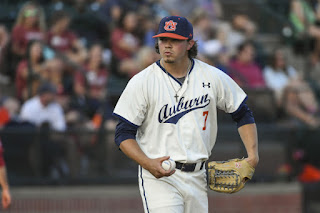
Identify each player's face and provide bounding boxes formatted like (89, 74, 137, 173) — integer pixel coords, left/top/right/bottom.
(40, 93, 56, 106)
(239, 44, 255, 63)
(158, 37, 192, 64)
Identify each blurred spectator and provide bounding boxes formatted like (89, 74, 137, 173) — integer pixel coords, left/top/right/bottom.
(264, 49, 320, 127)
(225, 14, 257, 56)
(89, 0, 122, 27)
(110, 11, 141, 78)
(225, 14, 267, 67)
(285, 85, 320, 128)
(0, 106, 9, 129)
(119, 0, 149, 12)
(191, 9, 223, 60)
(76, 43, 109, 101)
(20, 82, 79, 177)
(20, 81, 66, 131)
(264, 49, 320, 128)
(68, 80, 100, 126)
(229, 41, 265, 89)
(142, 15, 160, 47)
(111, 11, 140, 61)
(149, 0, 170, 19)
(71, 0, 109, 48)
(214, 48, 232, 75)
(263, 49, 300, 105)
(289, 0, 320, 54)
(161, 0, 202, 18)
(306, 50, 320, 100)
(199, 0, 223, 21)
(136, 46, 160, 70)
(0, 97, 20, 128)
(15, 40, 48, 101)
(47, 10, 87, 64)
(11, 1, 46, 58)
(0, 25, 10, 77)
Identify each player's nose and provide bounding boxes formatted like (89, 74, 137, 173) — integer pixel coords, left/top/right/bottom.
(164, 40, 173, 47)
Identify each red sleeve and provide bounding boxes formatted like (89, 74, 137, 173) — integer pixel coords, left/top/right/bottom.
(74, 70, 86, 86)
(15, 60, 28, 98)
(11, 26, 22, 43)
(46, 31, 53, 47)
(11, 26, 27, 48)
(111, 29, 123, 46)
(69, 31, 77, 43)
(0, 139, 6, 167)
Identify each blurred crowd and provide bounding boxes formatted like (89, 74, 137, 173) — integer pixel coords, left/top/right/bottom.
(0, 0, 320, 180)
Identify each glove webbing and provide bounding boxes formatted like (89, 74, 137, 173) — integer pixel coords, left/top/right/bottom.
(211, 169, 241, 191)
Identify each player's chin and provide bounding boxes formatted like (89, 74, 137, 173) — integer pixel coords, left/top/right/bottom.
(163, 58, 175, 64)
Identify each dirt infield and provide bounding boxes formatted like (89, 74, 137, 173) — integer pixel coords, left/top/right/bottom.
(4, 183, 301, 213)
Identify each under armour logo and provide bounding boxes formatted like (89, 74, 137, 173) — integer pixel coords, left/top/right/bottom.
(203, 82, 211, 88)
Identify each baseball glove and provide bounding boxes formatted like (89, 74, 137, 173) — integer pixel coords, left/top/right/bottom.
(207, 158, 255, 193)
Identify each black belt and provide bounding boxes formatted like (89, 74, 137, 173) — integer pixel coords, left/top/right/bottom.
(175, 161, 205, 172)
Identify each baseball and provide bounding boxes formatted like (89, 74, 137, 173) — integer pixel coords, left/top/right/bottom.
(161, 159, 176, 172)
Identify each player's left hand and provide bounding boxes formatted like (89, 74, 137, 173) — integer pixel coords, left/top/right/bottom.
(208, 158, 255, 193)
(2, 189, 11, 209)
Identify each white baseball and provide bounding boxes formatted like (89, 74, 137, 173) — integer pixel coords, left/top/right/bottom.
(161, 159, 176, 172)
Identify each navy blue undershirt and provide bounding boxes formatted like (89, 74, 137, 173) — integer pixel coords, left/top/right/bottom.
(114, 100, 255, 147)
(231, 99, 255, 128)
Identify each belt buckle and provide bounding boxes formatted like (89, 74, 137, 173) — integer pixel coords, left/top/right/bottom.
(180, 163, 186, 171)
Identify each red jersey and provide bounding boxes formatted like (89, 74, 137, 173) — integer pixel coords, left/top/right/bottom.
(15, 60, 28, 99)
(111, 28, 139, 60)
(229, 60, 266, 88)
(75, 65, 108, 98)
(0, 139, 5, 167)
(47, 30, 77, 52)
(11, 25, 45, 53)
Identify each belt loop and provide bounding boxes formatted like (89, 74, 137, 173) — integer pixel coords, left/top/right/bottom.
(194, 161, 205, 171)
(200, 161, 205, 170)
(194, 162, 201, 171)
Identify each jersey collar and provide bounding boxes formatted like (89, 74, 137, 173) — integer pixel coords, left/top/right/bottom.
(156, 58, 195, 86)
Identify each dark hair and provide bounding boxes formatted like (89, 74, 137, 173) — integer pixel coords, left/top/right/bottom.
(270, 48, 289, 74)
(26, 40, 44, 98)
(50, 10, 70, 27)
(87, 42, 105, 70)
(154, 39, 198, 59)
(237, 40, 255, 53)
(26, 39, 44, 61)
(37, 81, 57, 95)
(118, 10, 136, 29)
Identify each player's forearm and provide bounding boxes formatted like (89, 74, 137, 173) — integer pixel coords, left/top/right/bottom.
(238, 123, 259, 167)
(0, 167, 9, 191)
(119, 139, 151, 169)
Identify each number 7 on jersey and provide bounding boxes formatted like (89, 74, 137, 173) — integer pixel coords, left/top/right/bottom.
(203, 111, 209, 130)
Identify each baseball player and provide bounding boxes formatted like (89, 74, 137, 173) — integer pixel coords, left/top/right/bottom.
(113, 16, 259, 213)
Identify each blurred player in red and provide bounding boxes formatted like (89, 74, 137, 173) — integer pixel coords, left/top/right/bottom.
(0, 139, 11, 210)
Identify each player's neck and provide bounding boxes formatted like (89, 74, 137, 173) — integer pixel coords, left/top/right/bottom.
(161, 58, 191, 78)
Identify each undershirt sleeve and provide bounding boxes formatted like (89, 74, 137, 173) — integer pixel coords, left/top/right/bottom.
(230, 99, 255, 128)
(114, 119, 138, 147)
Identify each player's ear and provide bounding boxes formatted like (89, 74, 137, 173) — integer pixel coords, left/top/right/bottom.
(187, 39, 195, 51)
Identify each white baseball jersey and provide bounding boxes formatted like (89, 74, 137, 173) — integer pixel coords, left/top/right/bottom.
(113, 58, 246, 163)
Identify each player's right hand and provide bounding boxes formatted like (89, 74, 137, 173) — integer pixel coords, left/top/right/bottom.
(145, 156, 176, 179)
